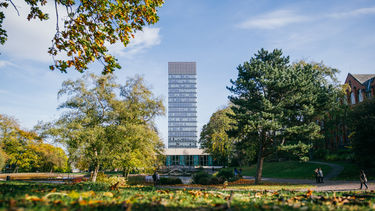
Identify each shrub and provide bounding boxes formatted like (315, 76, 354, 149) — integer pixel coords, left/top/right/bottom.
(95, 172, 126, 186)
(192, 171, 211, 185)
(209, 176, 221, 185)
(159, 177, 183, 185)
(217, 168, 234, 181)
(127, 175, 147, 185)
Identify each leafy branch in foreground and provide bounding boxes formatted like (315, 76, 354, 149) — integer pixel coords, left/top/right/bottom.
(1, 0, 164, 74)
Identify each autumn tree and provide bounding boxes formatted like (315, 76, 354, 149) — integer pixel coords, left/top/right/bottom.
(0, 114, 68, 172)
(43, 73, 164, 181)
(0, 114, 40, 172)
(0, 0, 164, 74)
(227, 49, 340, 183)
(0, 148, 7, 171)
(199, 106, 236, 166)
(110, 76, 165, 177)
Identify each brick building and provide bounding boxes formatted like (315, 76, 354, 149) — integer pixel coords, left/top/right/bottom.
(320, 73, 374, 150)
(345, 74, 375, 105)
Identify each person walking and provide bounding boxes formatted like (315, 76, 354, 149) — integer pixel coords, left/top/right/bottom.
(318, 168, 324, 183)
(360, 170, 368, 189)
(152, 171, 160, 186)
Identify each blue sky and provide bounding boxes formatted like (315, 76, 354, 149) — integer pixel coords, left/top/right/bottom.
(1, 0, 374, 147)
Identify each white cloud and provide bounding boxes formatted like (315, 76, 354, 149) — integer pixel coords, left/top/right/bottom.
(2, 1, 62, 62)
(238, 7, 375, 30)
(0, 60, 16, 68)
(109, 27, 161, 58)
(237, 10, 310, 30)
(329, 7, 375, 19)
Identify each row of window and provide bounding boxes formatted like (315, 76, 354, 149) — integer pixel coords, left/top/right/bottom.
(348, 89, 373, 105)
(169, 103, 196, 108)
(169, 88, 196, 93)
(169, 131, 197, 136)
(168, 144, 197, 148)
(169, 75, 196, 79)
(169, 84, 197, 89)
(168, 107, 196, 112)
(168, 98, 197, 103)
(168, 112, 197, 117)
(169, 127, 197, 132)
(169, 137, 197, 142)
(169, 93, 197, 97)
(169, 155, 209, 166)
(169, 122, 197, 127)
(169, 79, 196, 84)
(168, 117, 197, 122)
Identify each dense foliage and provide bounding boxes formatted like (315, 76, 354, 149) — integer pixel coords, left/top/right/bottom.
(227, 49, 340, 183)
(42, 73, 165, 181)
(348, 98, 375, 170)
(199, 106, 236, 166)
(0, 114, 68, 172)
(0, 0, 164, 74)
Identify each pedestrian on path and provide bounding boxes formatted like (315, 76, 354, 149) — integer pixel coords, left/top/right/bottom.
(318, 168, 324, 183)
(360, 170, 368, 189)
(153, 171, 160, 186)
(314, 168, 319, 183)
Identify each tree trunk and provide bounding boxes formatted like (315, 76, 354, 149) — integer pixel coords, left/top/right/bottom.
(255, 142, 264, 184)
(91, 163, 100, 182)
(123, 168, 129, 179)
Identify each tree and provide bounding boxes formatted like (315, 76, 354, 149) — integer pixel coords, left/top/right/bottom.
(0, 148, 7, 171)
(107, 76, 165, 177)
(32, 142, 69, 172)
(349, 98, 375, 170)
(0, 0, 164, 74)
(199, 106, 236, 166)
(0, 114, 40, 172)
(0, 114, 68, 172)
(227, 49, 340, 183)
(44, 73, 164, 181)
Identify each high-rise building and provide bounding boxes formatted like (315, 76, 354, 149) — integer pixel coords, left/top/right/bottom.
(168, 62, 197, 148)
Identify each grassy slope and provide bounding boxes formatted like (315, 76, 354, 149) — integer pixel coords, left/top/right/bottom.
(228, 161, 332, 180)
(326, 161, 375, 181)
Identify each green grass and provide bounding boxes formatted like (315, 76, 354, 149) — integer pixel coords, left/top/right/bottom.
(326, 161, 375, 181)
(0, 181, 374, 210)
(227, 161, 332, 179)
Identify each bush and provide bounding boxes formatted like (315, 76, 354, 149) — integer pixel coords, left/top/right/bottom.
(217, 168, 235, 181)
(95, 172, 126, 186)
(127, 175, 147, 185)
(192, 171, 222, 185)
(159, 177, 183, 185)
(192, 171, 211, 185)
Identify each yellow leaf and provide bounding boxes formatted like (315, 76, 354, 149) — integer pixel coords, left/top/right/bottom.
(103, 192, 114, 197)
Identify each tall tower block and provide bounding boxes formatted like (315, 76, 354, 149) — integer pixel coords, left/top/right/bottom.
(168, 62, 197, 148)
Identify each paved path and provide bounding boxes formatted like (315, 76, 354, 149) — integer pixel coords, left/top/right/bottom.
(308, 161, 344, 180)
(161, 161, 374, 192)
(242, 161, 373, 191)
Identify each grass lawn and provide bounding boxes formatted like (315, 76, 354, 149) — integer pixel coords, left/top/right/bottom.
(1, 181, 374, 210)
(326, 161, 375, 181)
(226, 161, 332, 180)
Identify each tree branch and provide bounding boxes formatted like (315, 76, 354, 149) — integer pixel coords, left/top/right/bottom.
(8, 0, 20, 16)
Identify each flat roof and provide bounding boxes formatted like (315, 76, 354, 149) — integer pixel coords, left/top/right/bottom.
(168, 62, 196, 75)
(164, 148, 208, 155)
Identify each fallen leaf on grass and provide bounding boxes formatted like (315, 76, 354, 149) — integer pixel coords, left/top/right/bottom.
(102, 192, 114, 197)
(25, 195, 44, 202)
(306, 189, 313, 197)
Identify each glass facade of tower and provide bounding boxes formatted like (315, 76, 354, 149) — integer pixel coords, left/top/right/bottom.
(168, 62, 197, 148)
